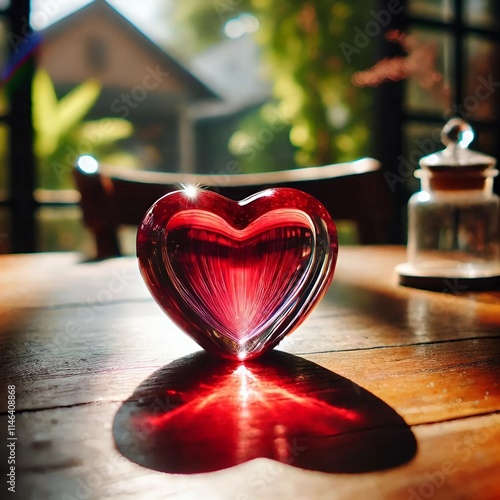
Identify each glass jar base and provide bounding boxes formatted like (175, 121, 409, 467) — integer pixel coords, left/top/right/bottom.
(395, 262, 500, 291)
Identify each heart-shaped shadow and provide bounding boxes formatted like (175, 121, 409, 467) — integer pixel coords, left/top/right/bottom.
(113, 351, 416, 474)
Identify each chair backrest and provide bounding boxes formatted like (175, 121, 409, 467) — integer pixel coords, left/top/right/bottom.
(74, 158, 392, 259)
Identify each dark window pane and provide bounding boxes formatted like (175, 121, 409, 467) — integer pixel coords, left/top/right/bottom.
(464, 0, 495, 28)
(0, 88, 9, 116)
(403, 121, 442, 193)
(0, 17, 9, 119)
(470, 128, 496, 157)
(408, 0, 453, 22)
(463, 36, 500, 122)
(405, 28, 453, 116)
(0, 16, 9, 80)
(0, 124, 8, 200)
(0, 208, 9, 253)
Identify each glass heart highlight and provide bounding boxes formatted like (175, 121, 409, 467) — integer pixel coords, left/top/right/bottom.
(137, 187, 338, 360)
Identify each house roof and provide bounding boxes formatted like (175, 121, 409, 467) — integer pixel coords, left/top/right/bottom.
(41, 0, 218, 100)
(193, 35, 270, 104)
(191, 35, 271, 119)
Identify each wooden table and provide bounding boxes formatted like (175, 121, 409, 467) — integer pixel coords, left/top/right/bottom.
(0, 247, 498, 499)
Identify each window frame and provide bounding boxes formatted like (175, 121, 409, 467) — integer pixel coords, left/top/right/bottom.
(373, 0, 500, 243)
(2, 0, 37, 253)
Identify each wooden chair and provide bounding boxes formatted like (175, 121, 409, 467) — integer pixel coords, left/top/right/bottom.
(74, 158, 393, 259)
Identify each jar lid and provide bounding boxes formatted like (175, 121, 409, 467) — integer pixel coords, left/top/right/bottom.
(419, 118, 496, 171)
(416, 119, 497, 190)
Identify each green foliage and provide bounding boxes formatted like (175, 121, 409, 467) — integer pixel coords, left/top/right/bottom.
(0, 123, 7, 197)
(170, 0, 236, 55)
(33, 69, 101, 160)
(170, 0, 377, 168)
(33, 69, 134, 189)
(228, 103, 296, 172)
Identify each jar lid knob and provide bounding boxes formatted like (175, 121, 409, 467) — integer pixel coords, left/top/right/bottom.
(441, 118, 474, 149)
(419, 118, 496, 169)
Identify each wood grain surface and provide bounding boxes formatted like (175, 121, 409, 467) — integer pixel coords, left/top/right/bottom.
(0, 247, 498, 499)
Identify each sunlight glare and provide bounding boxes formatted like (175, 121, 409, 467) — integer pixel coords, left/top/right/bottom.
(77, 155, 99, 174)
(224, 13, 259, 39)
(459, 129, 474, 148)
(234, 364, 251, 402)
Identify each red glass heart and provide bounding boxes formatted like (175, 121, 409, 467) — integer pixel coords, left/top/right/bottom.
(137, 187, 338, 360)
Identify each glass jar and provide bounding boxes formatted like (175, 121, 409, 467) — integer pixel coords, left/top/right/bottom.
(407, 119, 500, 278)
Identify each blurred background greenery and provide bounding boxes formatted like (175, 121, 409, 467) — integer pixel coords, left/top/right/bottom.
(23, 0, 379, 251)
(29, 0, 378, 189)
(171, 0, 376, 169)
(2, 0, 499, 253)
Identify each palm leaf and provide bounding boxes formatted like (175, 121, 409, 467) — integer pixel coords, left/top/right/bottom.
(32, 69, 59, 157)
(55, 78, 101, 138)
(74, 118, 134, 148)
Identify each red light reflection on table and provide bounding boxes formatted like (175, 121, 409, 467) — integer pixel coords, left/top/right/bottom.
(113, 351, 416, 474)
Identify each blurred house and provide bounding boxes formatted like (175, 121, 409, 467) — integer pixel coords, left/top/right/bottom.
(38, 0, 218, 172)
